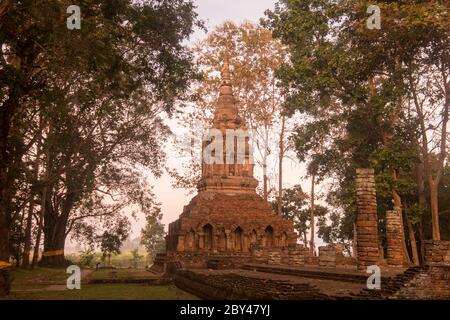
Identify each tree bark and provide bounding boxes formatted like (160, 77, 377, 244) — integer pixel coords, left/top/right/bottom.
(277, 115, 285, 216)
(309, 173, 315, 256)
(32, 121, 49, 268)
(22, 148, 41, 268)
(31, 184, 46, 268)
(39, 196, 70, 267)
(391, 170, 411, 264)
(0, 93, 19, 295)
(405, 205, 419, 266)
(429, 181, 441, 240)
(409, 69, 448, 240)
(262, 125, 269, 202)
(353, 222, 358, 258)
(0, 0, 13, 22)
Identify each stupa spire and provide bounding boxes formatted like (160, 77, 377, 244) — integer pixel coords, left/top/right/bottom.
(218, 56, 233, 98)
(221, 56, 231, 83)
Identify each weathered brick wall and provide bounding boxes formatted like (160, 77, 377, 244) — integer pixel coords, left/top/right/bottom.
(287, 245, 306, 266)
(174, 269, 328, 300)
(392, 266, 450, 299)
(424, 240, 450, 266)
(393, 241, 450, 299)
(319, 246, 336, 268)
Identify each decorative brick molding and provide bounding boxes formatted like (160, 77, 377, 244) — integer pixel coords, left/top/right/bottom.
(174, 269, 328, 300)
(355, 168, 380, 269)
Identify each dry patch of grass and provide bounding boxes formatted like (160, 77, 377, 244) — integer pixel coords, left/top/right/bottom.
(9, 268, 68, 290)
(3, 283, 198, 300)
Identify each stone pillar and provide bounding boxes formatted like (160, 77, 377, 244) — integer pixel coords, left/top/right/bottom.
(319, 245, 336, 268)
(386, 207, 404, 266)
(355, 168, 380, 270)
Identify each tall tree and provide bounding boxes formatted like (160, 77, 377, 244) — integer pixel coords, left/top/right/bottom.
(140, 206, 166, 262)
(265, 0, 448, 257)
(0, 0, 201, 288)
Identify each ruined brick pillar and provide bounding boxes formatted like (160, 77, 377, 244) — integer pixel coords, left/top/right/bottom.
(355, 168, 380, 270)
(319, 245, 336, 268)
(386, 207, 405, 266)
(287, 245, 305, 266)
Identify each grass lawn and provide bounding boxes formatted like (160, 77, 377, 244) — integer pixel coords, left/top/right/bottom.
(87, 268, 158, 281)
(4, 267, 198, 300)
(4, 284, 198, 300)
(9, 267, 69, 290)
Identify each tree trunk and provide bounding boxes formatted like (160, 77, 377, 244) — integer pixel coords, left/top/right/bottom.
(309, 173, 315, 256)
(409, 70, 446, 241)
(0, 0, 13, 22)
(418, 223, 425, 264)
(31, 185, 46, 268)
(353, 222, 358, 258)
(21, 197, 35, 268)
(303, 231, 308, 248)
(0, 94, 19, 295)
(429, 181, 441, 240)
(277, 115, 285, 216)
(39, 200, 68, 267)
(415, 162, 427, 263)
(262, 124, 269, 201)
(22, 161, 40, 268)
(391, 170, 411, 264)
(404, 205, 419, 266)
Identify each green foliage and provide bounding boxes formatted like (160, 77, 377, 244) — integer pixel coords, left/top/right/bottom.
(140, 206, 166, 261)
(265, 0, 449, 246)
(130, 249, 144, 269)
(273, 184, 328, 244)
(0, 0, 202, 267)
(78, 248, 96, 268)
(98, 217, 130, 264)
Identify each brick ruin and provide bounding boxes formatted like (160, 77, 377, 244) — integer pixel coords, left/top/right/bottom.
(390, 241, 450, 299)
(385, 207, 406, 267)
(165, 60, 298, 268)
(355, 168, 380, 269)
(157, 63, 450, 300)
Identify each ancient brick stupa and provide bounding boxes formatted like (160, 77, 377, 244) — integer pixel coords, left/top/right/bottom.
(165, 59, 297, 268)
